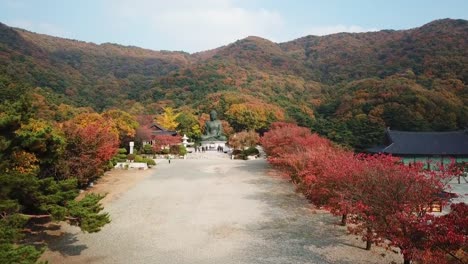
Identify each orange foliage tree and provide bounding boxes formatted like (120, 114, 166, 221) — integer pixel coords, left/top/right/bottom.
(102, 109, 139, 140)
(61, 113, 119, 186)
(225, 102, 285, 132)
(228, 130, 260, 150)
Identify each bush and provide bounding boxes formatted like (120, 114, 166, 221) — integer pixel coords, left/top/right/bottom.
(144, 158, 156, 167)
(243, 147, 259, 156)
(134, 155, 144, 163)
(126, 154, 135, 161)
(161, 149, 170, 155)
(111, 148, 128, 165)
(178, 145, 187, 156)
(107, 160, 114, 170)
(143, 144, 154, 155)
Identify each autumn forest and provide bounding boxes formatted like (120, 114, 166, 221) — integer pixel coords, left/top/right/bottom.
(0, 18, 467, 263)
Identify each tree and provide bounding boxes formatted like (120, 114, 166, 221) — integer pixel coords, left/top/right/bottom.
(176, 111, 201, 141)
(102, 109, 139, 142)
(152, 135, 181, 153)
(14, 119, 66, 177)
(225, 102, 285, 132)
(0, 172, 109, 264)
(221, 120, 234, 138)
(60, 113, 119, 186)
(228, 131, 260, 150)
(155, 107, 179, 130)
(364, 159, 464, 263)
(261, 122, 467, 262)
(135, 115, 155, 150)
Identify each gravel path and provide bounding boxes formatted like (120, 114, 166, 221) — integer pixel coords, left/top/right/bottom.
(42, 158, 401, 264)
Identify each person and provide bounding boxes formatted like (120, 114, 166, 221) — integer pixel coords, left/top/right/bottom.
(201, 110, 227, 141)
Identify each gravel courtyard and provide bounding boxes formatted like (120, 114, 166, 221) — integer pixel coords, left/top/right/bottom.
(42, 157, 401, 264)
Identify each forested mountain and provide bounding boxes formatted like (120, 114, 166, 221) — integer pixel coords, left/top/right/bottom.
(0, 22, 191, 109)
(0, 18, 467, 149)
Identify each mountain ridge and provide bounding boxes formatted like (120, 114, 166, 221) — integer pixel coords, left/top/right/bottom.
(3, 18, 465, 55)
(0, 18, 466, 149)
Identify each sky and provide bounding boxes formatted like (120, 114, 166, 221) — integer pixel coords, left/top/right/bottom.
(0, 0, 467, 53)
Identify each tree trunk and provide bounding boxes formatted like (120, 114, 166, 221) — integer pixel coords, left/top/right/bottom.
(365, 227, 372, 250)
(366, 239, 372, 250)
(341, 214, 347, 226)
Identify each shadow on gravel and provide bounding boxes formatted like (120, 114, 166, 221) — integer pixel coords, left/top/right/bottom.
(45, 232, 88, 256)
(24, 219, 88, 257)
(238, 161, 360, 264)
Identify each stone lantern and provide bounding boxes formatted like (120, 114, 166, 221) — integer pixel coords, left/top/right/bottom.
(182, 134, 189, 147)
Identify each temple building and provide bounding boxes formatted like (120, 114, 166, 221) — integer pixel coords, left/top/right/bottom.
(368, 128, 468, 168)
(149, 123, 177, 137)
(142, 123, 177, 146)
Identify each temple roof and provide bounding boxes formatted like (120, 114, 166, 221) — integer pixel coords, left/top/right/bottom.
(369, 129, 468, 155)
(150, 123, 177, 136)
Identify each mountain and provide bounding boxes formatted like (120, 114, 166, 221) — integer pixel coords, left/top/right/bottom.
(0, 18, 467, 149)
(0, 22, 191, 109)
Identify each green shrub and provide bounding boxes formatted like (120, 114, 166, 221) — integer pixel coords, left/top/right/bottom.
(134, 155, 144, 162)
(118, 148, 127, 154)
(111, 148, 128, 165)
(243, 147, 259, 156)
(143, 144, 154, 154)
(144, 158, 156, 166)
(161, 149, 170, 155)
(178, 145, 187, 156)
(107, 160, 114, 170)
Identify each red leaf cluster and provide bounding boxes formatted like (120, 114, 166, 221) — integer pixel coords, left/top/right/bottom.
(152, 135, 181, 151)
(62, 116, 119, 185)
(261, 122, 466, 264)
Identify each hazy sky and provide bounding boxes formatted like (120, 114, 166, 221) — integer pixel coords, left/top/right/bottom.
(1, 0, 467, 53)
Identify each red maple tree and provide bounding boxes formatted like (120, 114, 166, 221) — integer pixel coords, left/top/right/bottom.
(261, 122, 466, 263)
(152, 134, 181, 152)
(62, 120, 119, 185)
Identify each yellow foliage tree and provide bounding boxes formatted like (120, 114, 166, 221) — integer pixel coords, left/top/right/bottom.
(225, 102, 285, 131)
(70, 113, 119, 138)
(10, 150, 39, 174)
(155, 107, 179, 130)
(102, 109, 139, 139)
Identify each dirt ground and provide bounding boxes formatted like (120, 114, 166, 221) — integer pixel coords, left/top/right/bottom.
(77, 167, 155, 205)
(41, 159, 402, 264)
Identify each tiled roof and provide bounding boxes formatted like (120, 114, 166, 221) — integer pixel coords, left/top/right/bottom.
(150, 123, 177, 136)
(370, 130, 468, 155)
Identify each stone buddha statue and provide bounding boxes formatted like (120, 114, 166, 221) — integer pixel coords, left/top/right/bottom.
(201, 110, 227, 141)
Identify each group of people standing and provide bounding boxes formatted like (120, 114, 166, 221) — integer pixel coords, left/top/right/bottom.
(193, 145, 225, 153)
(194, 146, 207, 153)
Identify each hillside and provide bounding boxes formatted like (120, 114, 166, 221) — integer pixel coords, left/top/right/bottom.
(0, 18, 467, 149)
(0, 22, 191, 109)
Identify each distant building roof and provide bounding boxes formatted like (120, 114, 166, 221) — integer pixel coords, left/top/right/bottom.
(150, 123, 177, 136)
(369, 129, 468, 155)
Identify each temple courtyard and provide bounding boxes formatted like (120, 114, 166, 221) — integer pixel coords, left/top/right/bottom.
(41, 155, 402, 264)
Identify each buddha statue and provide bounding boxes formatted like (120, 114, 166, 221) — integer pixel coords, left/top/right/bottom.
(201, 110, 227, 141)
